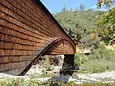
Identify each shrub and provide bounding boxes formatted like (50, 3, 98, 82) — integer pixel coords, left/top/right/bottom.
(79, 59, 110, 73)
(75, 45, 115, 73)
(0, 78, 24, 86)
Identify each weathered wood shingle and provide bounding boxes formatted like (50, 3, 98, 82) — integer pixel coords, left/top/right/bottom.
(0, 0, 75, 75)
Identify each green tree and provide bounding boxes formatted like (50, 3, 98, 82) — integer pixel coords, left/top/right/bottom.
(54, 9, 100, 48)
(79, 4, 85, 11)
(97, 0, 115, 8)
(69, 8, 73, 12)
(62, 5, 66, 12)
(97, 0, 115, 44)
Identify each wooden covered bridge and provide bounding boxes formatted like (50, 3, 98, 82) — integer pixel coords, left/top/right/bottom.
(0, 0, 76, 75)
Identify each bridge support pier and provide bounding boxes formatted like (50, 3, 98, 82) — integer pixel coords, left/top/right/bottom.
(60, 54, 79, 76)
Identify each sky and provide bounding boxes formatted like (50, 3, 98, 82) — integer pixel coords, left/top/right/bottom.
(40, 0, 101, 13)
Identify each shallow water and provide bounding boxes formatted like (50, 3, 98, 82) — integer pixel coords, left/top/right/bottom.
(79, 83, 115, 86)
(46, 82, 115, 86)
(65, 83, 115, 86)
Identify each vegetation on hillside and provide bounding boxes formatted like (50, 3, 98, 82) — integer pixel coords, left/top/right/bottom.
(54, 0, 115, 73)
(75, 44, 115, 73)
(54, 0, 115, 46)
(54, 7, 104, 48)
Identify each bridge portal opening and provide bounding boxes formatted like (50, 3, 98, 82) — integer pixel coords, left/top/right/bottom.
(19, 39, 77, 76)
(26, 54, 77, 76)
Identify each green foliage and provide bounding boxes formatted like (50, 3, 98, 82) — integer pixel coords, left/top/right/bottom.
(79, 4, 85, 11)
(54, 10, 102, 47)
(74, 52, 81, 65)
(0, 78, 25, 86)
(97, 8, 115, 44)
(54, 0, 115, 45)
(97, 0, 115, 8)
(28, 80, 48, 86)
(29, 80, 40, 86)
(90, 44, 115, 60)
(75, 45, 115, 73)
(97, 0, 115, 45)
(80, 59, 110, 73)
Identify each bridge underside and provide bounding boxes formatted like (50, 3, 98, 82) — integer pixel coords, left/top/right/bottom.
(18, 38, 75, 75)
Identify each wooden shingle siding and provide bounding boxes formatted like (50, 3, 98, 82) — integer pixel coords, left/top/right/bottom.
(0, 61, 31, 72)
(0, 0, 75, 75)
(0, 56, 35, 64)
(44, 40, 75, 55)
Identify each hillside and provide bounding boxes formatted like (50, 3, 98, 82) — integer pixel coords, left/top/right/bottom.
(53, 10, 115, 74)
(54, 10, 104, 47)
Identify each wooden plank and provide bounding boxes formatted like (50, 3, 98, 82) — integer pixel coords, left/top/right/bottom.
(0, 56, 35, 64)
(44, 40, 75, 55)
(0, 61, 31, 72)
(0, 28, 40, 44)
(0, 11, 44, 41)
(20, 0, 55, 33)
(0, 33, 38, 46)
(0, 10, 47, 39)
(0, 49, 36, 56)
(0, 2, 49, 37)
(2, 0, 53, 37)
(0, 41, 38, 50)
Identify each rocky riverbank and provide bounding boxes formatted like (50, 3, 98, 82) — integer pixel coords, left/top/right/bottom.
(0, 64, 115, 85)
(72, 71, 115, 84)
(0, 53, 115, 85)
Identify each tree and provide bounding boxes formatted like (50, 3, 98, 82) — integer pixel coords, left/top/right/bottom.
(97, 0, 115, 8)
(62, 5, 66, 12)
(87, 9, 93, 12)
(54, 10, 99, 48)
(79, 4, 85, 11)
(70, 8, 73, 12)
(97, 0, 115, 45)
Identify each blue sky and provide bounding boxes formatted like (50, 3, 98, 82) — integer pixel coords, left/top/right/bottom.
(40, 0, 99, 13)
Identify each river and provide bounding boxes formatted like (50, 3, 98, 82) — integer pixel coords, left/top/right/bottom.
(45, 82, 115, 86)
(47, 82, 115, 86)
(77, 83, 115, 86)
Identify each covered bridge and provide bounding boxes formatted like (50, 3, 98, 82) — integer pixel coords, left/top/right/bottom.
(0, 0, 76, 75)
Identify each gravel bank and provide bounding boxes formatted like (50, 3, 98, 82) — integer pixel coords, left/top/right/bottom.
(73, 71, 115, 84)
(0, 63, 115, 84)
(0, 71, 115, 84)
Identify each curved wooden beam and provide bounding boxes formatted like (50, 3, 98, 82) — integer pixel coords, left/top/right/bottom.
(19, 38, 75, 75)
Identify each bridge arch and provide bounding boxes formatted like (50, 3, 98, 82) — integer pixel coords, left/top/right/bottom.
(20, 38, 75, 75)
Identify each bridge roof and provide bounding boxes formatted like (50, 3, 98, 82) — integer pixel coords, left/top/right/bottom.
(35, 0, 75, 46)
